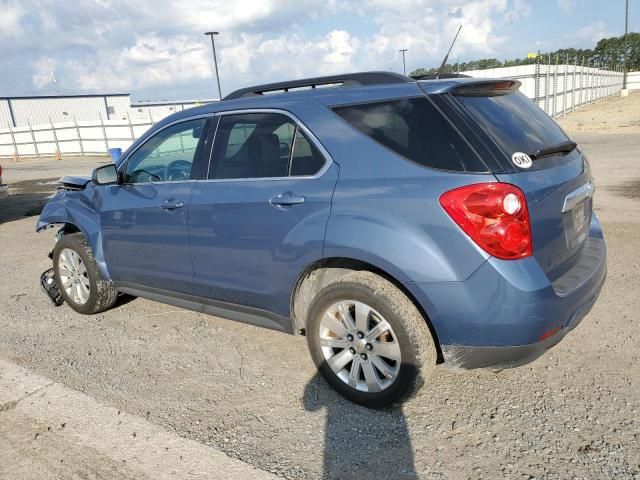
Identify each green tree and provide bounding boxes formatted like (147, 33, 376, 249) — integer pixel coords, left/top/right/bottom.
(409, 32, 638, 76)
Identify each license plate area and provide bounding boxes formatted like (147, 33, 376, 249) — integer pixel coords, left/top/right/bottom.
(563, 197, 591, 251)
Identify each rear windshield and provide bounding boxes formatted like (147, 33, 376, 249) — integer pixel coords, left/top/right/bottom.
(454, 91, 569, 156)
(333, 97, 487, 172)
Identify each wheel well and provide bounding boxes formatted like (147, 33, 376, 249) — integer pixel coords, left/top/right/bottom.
(60, 223, 81, 235)
(290, 257, 443, 362)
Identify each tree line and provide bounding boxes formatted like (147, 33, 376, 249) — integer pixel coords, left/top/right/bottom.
(410, 32, 640, 77)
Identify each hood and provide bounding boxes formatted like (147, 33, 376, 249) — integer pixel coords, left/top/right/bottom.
(58, 175, 92, 191)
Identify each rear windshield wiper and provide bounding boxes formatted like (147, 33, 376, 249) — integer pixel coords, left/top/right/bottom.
(529, 140, 577, 160)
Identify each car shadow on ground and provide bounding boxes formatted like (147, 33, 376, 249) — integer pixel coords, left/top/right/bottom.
(0, 177, 62, 225)
(303, 371, 418, 479)
(0, 193, 53, 224)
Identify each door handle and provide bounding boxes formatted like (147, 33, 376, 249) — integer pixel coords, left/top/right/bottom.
(269, 192, 305, 208)
(160, 200, 185, 210)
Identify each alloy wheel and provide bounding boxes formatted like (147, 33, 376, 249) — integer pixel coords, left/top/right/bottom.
(318, 300, 402, 393)
(58, 248, 91, 305)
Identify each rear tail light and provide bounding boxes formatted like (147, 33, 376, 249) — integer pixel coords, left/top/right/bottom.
(439, 182, 532, 260)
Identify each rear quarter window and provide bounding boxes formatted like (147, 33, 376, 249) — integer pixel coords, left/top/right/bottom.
(333, 97, 487, 172)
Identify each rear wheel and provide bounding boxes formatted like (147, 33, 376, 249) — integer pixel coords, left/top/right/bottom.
(53, 233, 118, 314)
(306, 271, 437, 407)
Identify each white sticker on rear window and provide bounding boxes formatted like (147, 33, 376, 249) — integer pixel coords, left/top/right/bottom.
(511, 152, 532, 169)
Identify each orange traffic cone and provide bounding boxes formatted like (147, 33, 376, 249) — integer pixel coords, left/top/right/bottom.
(55, 150, 61, 161)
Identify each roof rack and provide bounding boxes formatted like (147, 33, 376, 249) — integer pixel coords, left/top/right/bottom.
(223, 71, 412, 100)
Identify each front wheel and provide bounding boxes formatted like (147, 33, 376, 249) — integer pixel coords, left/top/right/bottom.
(306, 271, 437, 407)
(53, 233, 118, 314)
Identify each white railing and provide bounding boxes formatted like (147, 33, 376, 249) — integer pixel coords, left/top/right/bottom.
(462, 62, 625, 118)
(627, 71, 640, 90)
(0, 65, 631, 159)
(0, 115, 154, 159)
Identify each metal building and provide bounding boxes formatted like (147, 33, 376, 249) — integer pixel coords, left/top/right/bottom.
(0, 94, 131, 128)
(0, 94, 217, 128)
(129, 99, 217, 121)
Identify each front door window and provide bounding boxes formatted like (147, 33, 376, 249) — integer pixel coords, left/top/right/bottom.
(125, 118, 207, 183)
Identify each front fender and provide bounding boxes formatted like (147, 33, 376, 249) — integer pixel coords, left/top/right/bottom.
(36, 189, 111, 281)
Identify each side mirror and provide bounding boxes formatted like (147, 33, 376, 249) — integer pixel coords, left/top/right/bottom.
(92, 164, 119, 185)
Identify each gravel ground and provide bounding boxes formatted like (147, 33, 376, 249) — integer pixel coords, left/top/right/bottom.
(0, 94, 639, 479)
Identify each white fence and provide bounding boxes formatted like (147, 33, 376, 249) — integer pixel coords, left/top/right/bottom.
(628, 71, 640, 90)
(463, 63, 625, 118)
(0, 66, 633, 159)
(0, 116, 153, 159)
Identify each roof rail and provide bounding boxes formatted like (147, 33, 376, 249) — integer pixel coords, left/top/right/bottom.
(223, 71, 412, 100)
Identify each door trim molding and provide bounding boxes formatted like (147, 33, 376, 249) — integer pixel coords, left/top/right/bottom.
(114, 282, 294, 334)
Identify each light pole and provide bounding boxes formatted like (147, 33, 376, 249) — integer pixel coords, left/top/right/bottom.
(399, 49, 408, 76)
(205, 31, 222, 100)
(623, 0, 629, 90)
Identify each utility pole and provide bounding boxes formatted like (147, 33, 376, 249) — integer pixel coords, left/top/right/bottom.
(399, 49, 408, 76)
(623, 0, 629, 90)
(50, 72, 60, 95)
(205, 31, 223, 100)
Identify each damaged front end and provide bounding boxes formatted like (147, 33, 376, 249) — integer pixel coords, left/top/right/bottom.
(39, 228, 67, 307)
(41, 267, 63, 306)
(36, 173, 109, 306)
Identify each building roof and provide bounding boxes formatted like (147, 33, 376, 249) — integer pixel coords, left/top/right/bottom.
(0, 93, 129, 100)
(131, 99, 218, 107)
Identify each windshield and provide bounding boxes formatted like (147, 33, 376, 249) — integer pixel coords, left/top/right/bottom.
(455, 91, 570, 157)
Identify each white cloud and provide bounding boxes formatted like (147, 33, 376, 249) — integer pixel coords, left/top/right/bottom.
(65, 35, 212, 92)
(1, 0, 536, 98)
(558, 0, 578, 13)
(0, 3, 25, 37)
(32, 58, 57, 89)
(505, 0, 532, 22)
(572, 21, 609, 44)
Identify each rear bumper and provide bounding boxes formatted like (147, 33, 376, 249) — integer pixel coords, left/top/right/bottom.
(0, 183, 7, 197)
(439, 291, 599, 369)
(408, 214, 606, 369)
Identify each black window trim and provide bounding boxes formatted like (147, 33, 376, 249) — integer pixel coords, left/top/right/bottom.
(117, 113, 214, 185)
(204, 108, 333, 182)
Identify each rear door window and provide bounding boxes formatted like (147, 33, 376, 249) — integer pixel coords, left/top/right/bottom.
(454, 91, 570, 158)
(210, 113, 292, 179)
(333, 97, 486, 172)
(209, 112, 327, 179)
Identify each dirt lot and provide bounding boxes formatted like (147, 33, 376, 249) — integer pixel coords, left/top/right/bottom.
(1, 94, 639, 479)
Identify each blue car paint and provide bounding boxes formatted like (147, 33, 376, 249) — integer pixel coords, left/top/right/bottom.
(410, 214, 606, 349)
(37, 76, 607, 369)
(188, 162, 340, 317)
(495, 149, 591, 279)
(37, 186, 112, 281)
(99, 182, 196, 293)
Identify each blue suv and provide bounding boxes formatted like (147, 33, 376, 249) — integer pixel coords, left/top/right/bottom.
(38, 72, 606, 406)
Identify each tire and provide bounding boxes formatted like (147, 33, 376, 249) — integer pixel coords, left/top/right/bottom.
(306, 271, 437, 407)
(53, 233, 118, 314)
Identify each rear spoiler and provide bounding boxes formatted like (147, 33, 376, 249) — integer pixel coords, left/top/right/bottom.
(450, 79, 521, 97)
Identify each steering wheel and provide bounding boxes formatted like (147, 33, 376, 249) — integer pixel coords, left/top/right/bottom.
(130, 169, 162, 182)
(165, 160, 192, 182)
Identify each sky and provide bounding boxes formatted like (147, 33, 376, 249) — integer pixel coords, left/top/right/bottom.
(0, 0, 636, 102)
